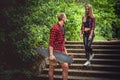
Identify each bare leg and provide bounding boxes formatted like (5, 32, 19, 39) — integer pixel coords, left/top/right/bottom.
(61, 63, 69, 80)
(49, 65, 54, 80)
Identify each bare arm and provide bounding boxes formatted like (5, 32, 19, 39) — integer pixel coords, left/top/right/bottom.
(64, 47, 67, 54)
(49, 45, 56, 60)
(49, 46, 54, 56)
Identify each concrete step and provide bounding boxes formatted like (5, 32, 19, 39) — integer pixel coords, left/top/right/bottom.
(38, 74, 117, 80)
(65, 41, 120, 45)
(68, 53, 120, 59)
(67, 49, 120, 54)
(37, 41, 120, 80)
(45, 63, 120, 72)
(65, 44, 120, 49)
(42, 69, 120, 79)
(73, 58, 120, 65)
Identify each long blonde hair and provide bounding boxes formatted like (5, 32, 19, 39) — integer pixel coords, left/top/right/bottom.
(83, 4, 94, 22)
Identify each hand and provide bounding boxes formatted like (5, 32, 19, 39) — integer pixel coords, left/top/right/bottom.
(49, 55, 56, 60)
(80, 35, 83, 40)
(88, 35, 92, 40)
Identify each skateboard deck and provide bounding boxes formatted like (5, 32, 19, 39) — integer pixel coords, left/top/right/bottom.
(34, 48, 73, 63)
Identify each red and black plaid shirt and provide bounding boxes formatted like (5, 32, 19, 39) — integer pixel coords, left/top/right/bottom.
(49, 23, 65, 53)
(81, 16, 95, 34)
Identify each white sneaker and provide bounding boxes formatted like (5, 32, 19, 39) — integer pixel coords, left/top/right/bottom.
(83, 61, 91, 66)
(90, 54, 94, 60)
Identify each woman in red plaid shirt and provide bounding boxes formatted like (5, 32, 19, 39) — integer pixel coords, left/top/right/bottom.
(48, 13, 68, 80)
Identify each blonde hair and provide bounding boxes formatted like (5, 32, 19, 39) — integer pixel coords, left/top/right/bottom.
(83, 4, 94, 22)
(57, 13, 66, 21)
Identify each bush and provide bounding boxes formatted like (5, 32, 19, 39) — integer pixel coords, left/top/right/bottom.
(0, 0, 119, 70)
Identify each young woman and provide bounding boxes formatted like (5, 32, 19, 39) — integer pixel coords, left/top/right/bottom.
(80, 4, 95, 66)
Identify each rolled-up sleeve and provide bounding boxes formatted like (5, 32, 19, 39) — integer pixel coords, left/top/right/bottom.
(49, 27, 57, 47)
(91, 18, 95, 30)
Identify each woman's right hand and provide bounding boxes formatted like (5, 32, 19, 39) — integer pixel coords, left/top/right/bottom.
(80, 35, 83, 40)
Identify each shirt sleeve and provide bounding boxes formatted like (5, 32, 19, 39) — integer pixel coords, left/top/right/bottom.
(81, 17, 84, 34)
(49, 27, 57, 47)
(91, 18, 95, 30)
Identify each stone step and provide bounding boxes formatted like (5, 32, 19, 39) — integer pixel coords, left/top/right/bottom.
(42, 69, 120, 79)
(65, 41, 120, 45)
(38, 41, 120, 80)
(68, 53, 120, 59)
(65, 44, 120, 49)
(67, 49, 120, 54)
(45, 63, 120, 72)
(38, 74, 117, 80)
(73, 58, 120, 65)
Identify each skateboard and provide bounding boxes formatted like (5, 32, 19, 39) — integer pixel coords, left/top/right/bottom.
(34, 48, 74, 63)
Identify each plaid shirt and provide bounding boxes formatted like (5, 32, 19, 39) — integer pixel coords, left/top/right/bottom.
(49, 23, 65, 53)
(81, 16, 95, 34)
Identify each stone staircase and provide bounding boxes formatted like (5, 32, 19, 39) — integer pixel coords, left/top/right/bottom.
(37, 41, 120, 80)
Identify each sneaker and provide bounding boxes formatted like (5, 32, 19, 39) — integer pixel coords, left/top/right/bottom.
(90, 54, 94, 60)
(83, 61, 91, 66)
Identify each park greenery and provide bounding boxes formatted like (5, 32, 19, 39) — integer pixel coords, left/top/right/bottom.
(0, 0, 120, 79)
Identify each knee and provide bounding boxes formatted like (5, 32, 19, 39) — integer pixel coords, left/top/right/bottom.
(85, 45, 89, 50)
(87, 43, 91, 48)
(49, 66, 54, 73)
(62, 63, 69, 71)
(87, 45, 90, 49)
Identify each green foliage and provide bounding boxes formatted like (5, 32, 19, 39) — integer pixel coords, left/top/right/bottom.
(0, 0, 120, 71)
(65, 3, 83, 40)
(9, 24, 49, 62)
(27, 0, 84, 41)
(90, 0, 118, 40)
